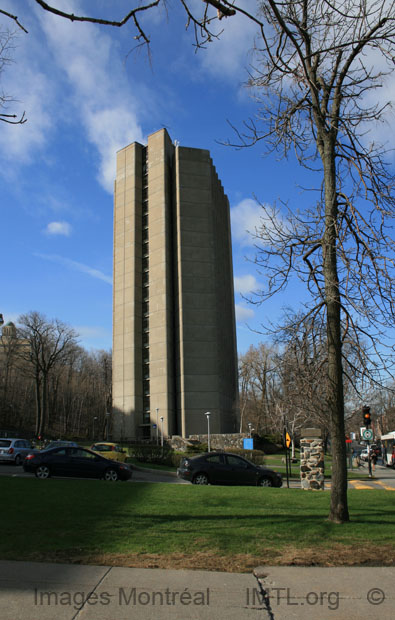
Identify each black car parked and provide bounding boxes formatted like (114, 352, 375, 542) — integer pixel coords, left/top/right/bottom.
(177, 452, 282, 487)
(23, 446, 132, 481)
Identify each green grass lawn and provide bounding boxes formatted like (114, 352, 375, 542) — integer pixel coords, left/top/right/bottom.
(1, 478, 394, 570)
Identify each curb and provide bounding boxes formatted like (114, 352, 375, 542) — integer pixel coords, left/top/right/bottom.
(129, 463, 178, 477)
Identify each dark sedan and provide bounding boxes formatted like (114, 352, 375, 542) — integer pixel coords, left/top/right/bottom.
(177, 452, 282, 487)
(23, 446, 132, 481)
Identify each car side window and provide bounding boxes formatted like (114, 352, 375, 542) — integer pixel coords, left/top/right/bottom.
(68, 448, 88, 458)
(15, 441, 23, 447)
(206, 455, 223, 464)
(83, 451, 97, 460)
(75, 449, 97, 460)
(226, 455, 249, 468)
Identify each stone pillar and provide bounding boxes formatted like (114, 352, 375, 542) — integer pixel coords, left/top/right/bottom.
(300, 428, 325, 490)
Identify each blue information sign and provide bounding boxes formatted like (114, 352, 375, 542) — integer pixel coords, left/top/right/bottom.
(243, 438, 254, 450)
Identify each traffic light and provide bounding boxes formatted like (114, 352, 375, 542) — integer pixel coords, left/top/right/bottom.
(362, 406, 371, 427)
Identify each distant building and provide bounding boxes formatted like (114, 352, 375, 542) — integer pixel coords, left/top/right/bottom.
(112, 129, 239, 440)
(0, 322, 29, 358)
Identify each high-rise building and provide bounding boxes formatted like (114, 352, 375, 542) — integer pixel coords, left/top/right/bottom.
(112, 129, 238, 440)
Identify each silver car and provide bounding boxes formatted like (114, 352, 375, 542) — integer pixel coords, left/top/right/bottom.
(0, 438, 33, 465)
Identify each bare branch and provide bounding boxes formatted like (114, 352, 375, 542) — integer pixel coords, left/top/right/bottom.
(0, 9, 28, 33)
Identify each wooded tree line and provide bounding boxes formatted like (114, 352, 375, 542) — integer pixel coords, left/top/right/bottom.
(0, 311, 112, 440)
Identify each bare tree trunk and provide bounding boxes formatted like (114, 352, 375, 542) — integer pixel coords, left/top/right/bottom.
(322, 139, 349, 522)
(39, 374, 48, 438)
(35, 374, 42, 436)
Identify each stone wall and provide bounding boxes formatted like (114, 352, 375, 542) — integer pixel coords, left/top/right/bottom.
(300, 428, 325, 490)
(170, 433, 248, 452)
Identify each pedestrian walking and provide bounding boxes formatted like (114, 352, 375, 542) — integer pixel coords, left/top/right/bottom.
(370, 450, 377, 472)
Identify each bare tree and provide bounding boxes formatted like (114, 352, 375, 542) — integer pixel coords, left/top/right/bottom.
(238, 344, 278, 435)
(272, 310, 367, 451)
(225, 0, 395, 522)
(238, 352, 254, 433)
(18, 311, 78, 437)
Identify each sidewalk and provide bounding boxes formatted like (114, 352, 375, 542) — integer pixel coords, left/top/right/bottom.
(0, 560, 394, 619)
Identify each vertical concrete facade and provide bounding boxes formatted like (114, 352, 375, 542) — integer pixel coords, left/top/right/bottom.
(113, 129, 238, 440)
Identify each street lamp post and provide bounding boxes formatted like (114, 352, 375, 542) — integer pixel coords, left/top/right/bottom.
(160, 416, 164, 453)
(93, 416, 98, 440)
(205, 411, 211, 452)
(248, 422, 253, 438)
(156, 408, 159, 446)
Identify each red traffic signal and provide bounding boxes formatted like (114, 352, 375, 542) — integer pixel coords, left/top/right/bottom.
(362, 406, 371, 427)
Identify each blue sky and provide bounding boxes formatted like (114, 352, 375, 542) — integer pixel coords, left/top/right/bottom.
(1, 0, 395, 354)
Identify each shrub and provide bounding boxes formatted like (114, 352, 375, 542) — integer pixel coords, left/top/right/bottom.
(253, 434, 283, 454)
(185, 442, 208, 453)
(128, 444, 172, 464)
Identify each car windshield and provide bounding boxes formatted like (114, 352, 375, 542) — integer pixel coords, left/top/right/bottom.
(0, 440, 11, 447)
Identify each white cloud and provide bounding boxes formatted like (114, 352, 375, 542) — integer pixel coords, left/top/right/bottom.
(231, 197, 287, 248)
(361, 49, 395, 151)
(44, 221, 72, 236)
(35, 253, 112, 284)
(0, 24, 55, 162)
(234, 274, 259, 295)
(37, 4, 145, 193)
(196, 0, 259, 80)
(0, 1, 145, 191)
(235, 304, 254, 322)
(231, 198, 263, 246)
(83, 106, 144, 193)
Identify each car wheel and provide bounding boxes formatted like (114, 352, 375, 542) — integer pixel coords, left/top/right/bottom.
(35, 465, 51, 479)
(258, 477, 273, 487)
(14, 455, 22, 466)
(192, 472, 209, 485)
(104, 468, 119, 481)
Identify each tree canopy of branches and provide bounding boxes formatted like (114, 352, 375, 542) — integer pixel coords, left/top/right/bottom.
(224, 0, 395, 523)
(0, 25, 26, 124)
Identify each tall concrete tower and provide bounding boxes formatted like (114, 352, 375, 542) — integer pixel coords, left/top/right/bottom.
(112, 129, 238, 440)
